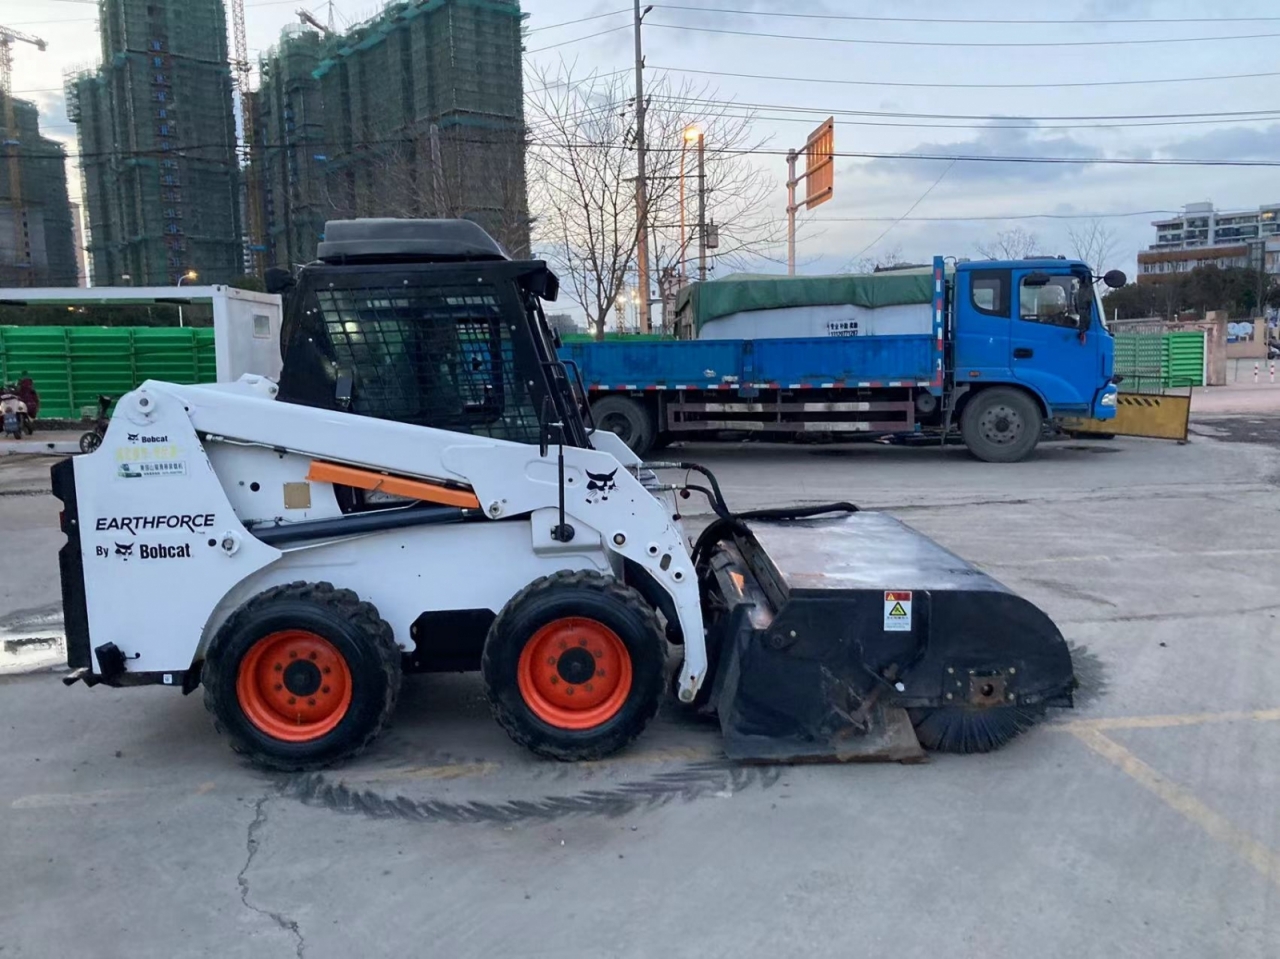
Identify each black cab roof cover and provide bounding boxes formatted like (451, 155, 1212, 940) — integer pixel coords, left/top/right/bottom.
(316, 218, 510, 263)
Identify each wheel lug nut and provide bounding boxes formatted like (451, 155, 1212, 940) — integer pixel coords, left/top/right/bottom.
(322, 686, 330, 694)
(308, 698, 316, 706)
(288, 697, 296, 704)
(274, 663, 282, 672)
(323, 666, 331, 674)
(289, 651, 297, 659)
(274, 684, 282, 691)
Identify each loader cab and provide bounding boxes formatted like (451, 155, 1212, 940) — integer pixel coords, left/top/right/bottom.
(275, 219, 588, 448)
(952, 258, 1115, 417)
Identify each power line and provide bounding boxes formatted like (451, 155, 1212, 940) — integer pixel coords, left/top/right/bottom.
(841, 160, 956, 270)
(815, 210, 1182, 223)
(525, 23, 631, 54)
(15, 131, 1280, 169)
(660, 109, 1280, 132)
(654, 4, 1280, 25)
(654, 95, 1280, 123)
(652, 64, 1280, 91)
(527, 8, 630, 34)
(646, 21, 1280, 48)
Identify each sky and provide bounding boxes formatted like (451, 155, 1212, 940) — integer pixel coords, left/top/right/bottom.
(8, 0, 1280, 284)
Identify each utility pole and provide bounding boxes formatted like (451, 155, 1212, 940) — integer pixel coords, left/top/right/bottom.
(632, 2, 652, 332)
(697, 130, 707, 281)
(785, 149, 798, 276)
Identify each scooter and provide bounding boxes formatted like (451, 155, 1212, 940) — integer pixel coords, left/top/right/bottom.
(1, 388, 33, 440)
(79, 395, 113, 453)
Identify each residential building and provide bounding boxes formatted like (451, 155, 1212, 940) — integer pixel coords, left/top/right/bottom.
(252, 0, 529, 268)
(0, 93, 78, 287)
(1138, 201, 1280, 284)
(66, 0, 242, 286)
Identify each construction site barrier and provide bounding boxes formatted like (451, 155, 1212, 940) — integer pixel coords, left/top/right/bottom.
(0, 326, 215, 419)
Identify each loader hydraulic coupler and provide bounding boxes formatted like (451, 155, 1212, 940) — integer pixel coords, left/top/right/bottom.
(700, 512, 1075, 762)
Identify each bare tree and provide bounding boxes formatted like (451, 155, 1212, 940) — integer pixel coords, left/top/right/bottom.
(1066, 218, 1119, 276)
(524, 62, 786, 337)
(848, 244, 908, 274)
(976, 227, 1041, 260)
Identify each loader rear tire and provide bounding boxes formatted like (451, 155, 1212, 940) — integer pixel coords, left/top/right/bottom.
(483, 570, 665, 761)
(203, 581, 401, 771)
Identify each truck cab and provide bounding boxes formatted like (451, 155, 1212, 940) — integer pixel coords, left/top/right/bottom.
(952, 258, 1117, 422)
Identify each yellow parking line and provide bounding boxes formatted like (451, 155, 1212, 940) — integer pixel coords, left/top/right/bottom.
(1070, 726, 1280, 890)
(1062, 708, 1280, 732)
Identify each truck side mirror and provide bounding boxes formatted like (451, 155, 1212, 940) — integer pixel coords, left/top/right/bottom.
(1103, 269, 1126, 289)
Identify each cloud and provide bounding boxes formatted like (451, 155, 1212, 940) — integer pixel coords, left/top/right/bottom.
(1156, 123, 1280, 162)
(864, 122, 1097, 184)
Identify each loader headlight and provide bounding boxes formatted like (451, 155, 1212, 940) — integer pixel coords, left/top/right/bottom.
(1100, 391, 1117, 407)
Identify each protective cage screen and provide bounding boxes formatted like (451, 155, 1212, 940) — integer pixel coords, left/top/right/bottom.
(315, 282, 542, 443)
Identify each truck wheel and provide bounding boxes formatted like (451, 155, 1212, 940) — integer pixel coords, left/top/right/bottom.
(79, 431, 101, 454)
(482, 570, 665, 761)
(960, 387, 1042, 463)
(591, 396, 655, 458)
(202, 581, 401, 771)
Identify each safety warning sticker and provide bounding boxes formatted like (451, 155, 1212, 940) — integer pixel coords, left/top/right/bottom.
(884, 591, 912, 632)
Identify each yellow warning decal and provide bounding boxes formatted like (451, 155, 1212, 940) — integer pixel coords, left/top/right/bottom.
(884, 590, 913, 632)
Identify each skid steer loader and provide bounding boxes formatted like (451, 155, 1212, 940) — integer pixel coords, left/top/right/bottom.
(52, 219, 1075, 770)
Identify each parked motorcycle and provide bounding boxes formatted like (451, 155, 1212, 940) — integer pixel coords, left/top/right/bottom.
(1, 387, 33, 440)
(79, 395, 113, 453)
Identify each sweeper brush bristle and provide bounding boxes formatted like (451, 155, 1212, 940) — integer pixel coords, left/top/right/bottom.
(908, 704, 1048, 754)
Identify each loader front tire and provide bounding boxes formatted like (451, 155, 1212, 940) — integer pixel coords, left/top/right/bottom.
(483, 571, 665, 761)
(203, 581, 401, 771)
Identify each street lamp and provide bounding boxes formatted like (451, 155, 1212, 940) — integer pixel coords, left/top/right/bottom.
(176, 270, 197, 328)
(680, 125, 704, 280)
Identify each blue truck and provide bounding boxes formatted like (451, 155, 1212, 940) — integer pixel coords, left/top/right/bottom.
(559, 256, 1125, 462)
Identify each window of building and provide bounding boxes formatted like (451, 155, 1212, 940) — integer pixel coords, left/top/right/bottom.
(969, 269, 1010, 317)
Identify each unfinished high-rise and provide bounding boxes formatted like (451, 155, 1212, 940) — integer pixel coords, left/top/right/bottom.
(0, 94, 78, 286)
(253, 0, 528, 269)
(67, 0, 242, 286)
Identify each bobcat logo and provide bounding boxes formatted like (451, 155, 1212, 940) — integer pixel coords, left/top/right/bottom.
(114, 542, 134, 559)
(585, 468, 617, 503)
(127, 433, 139, 442)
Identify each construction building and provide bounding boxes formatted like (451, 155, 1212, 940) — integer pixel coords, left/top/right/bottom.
(1138, 201, 1280, 284)
(66, 0, 242, 286)
(0, 93, 77, 286)
(252, 0, 529, 268)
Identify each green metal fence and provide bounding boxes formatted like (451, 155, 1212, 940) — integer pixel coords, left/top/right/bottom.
(0, 327, 216, 419)
(1112, 329, 1204, 390)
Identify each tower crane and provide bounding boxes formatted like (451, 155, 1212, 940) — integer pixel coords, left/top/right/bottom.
(1, 24, 47, 285)
(228, 0, 265, 274)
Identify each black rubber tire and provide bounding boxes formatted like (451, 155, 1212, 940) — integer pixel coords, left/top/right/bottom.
(79, 431, 101, 454)
(960, 387, 1043, 463)
(22, 417, 33, 436)
(590, 396, 655, 458)
(482, 570, 665, 761)
(202, 581, 401, 771)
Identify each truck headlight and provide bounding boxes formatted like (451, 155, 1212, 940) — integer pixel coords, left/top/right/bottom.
(1100, 391, 1117, 407)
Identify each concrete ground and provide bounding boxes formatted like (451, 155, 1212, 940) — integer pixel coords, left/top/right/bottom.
(3, 412, 1280, 958)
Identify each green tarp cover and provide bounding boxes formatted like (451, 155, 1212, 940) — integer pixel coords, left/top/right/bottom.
(675, 270, 936, 331)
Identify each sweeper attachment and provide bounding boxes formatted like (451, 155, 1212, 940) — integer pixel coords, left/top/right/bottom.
(53, 218, 1075, 770)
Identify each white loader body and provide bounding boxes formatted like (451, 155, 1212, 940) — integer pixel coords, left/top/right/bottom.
(73, 375, 707, 694)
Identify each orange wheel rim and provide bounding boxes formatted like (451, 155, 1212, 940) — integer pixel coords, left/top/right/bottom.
(235, 630, 352, 743)
(516, 617, 632, 730)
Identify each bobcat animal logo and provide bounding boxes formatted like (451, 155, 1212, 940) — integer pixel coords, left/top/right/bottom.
(127, 433, 139, 442)
(585, 467, 618, 503)
(114, 542, 134, 559)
